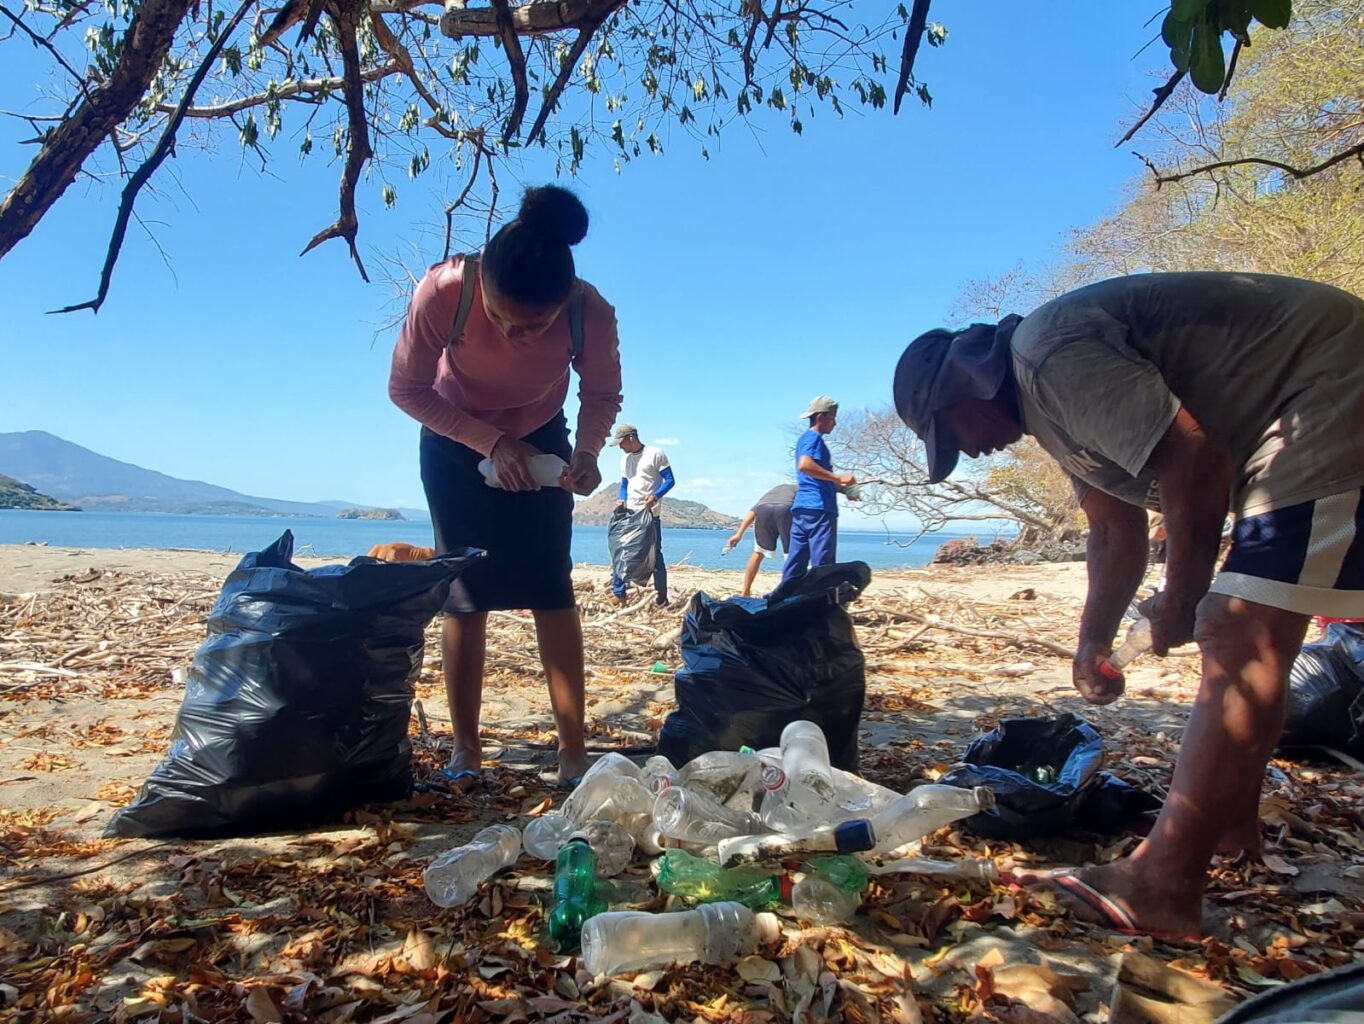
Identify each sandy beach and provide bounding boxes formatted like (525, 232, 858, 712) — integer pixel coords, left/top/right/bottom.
(2, 544, 1361, 1021)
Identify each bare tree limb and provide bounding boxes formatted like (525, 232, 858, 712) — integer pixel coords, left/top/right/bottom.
(1217, 38, 1244, 103)
(0, 0, 193, 262)
(1115, 68, 1184, 147)
(258, 0, 327, 46)
(489, 0, 529, 142)
(299, 0, 371, 280)
(0, 2, 91, 96)
(1139, 140, 1364, 187)
(891, 0, 929, 115)
(439, 0, 623, 39)
(51, 0, 257, 313)
(154, 63, 400, 117)
(443, 143, 484, 258)
(524, 15, 609, 145)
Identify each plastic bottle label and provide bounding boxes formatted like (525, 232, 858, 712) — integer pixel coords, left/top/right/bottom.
(761, 765, 786, 791)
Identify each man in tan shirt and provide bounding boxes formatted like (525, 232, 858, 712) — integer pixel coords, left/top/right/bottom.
(894, 272, 1364, 940)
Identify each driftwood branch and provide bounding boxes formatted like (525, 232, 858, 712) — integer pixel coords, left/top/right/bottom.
(299, 0, 372, 281)
(1140, 140, 1364, 187)
(490, 0, 529, 142)
(1115, 68, 1185, 147)
(890, 0, 930, 115)
(0, 0, 193, 262)
(52, 0, 258, 314)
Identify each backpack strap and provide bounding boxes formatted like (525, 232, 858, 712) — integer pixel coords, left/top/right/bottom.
(568, 286, 585, 361)
(446, 254, 479, 347)
(449, 255, 586, 359)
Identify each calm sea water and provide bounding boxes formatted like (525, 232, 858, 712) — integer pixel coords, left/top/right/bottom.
(0, 510, 967, 570)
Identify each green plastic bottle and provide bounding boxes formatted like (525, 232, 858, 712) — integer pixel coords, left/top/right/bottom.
(547, 836, 605, 952)
(654, 849, 785, 909)
(804, 855, 869, 895)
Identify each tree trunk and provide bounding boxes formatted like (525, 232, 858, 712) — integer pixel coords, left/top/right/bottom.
(0, 0, 193, 261)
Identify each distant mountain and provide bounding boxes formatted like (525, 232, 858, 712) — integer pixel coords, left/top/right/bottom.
(573, 487, 739, 530)
(0, 431, 429, 520)
(0, 474, 79, 511)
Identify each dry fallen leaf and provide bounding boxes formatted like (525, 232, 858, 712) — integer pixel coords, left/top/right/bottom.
(1262, 854, 1300, 877)
(244, 986, 284, 1024)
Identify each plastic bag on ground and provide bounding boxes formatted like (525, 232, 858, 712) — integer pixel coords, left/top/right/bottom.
(608, 506, 656, 586)
(939, 713, 1159, 840)
(108, 530, 480, 838)
(1280, 623, 1364, 757)
(657, 562, 871, 771)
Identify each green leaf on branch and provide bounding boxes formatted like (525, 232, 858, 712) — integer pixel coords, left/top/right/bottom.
(1189, 14, 1227, 93)
(1172, 0, 1212, 18)
(1247, 0, 1291, 28)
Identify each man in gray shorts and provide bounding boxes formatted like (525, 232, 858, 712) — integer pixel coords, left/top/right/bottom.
(893, 272, 1364, 939)
(724, 484, 797, 596)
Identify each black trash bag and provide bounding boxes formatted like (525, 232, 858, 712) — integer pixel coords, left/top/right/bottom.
(608, 506, 656, 586)
(1216, 959, 1364, 1023)
(657, 562, 871, 771)
(108, 531, 481, 839)
(939, 713, 1157, 839)
(1280, 623, 1364, 757)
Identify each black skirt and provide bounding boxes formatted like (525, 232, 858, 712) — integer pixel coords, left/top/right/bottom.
(419, 414, 575, 612)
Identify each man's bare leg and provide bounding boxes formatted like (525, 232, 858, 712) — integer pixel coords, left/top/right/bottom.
(1022, 593, 1307, 935)
(533, 608, 590, 784)
(443, 613, 488, 787)
(741, 552, 763, 596)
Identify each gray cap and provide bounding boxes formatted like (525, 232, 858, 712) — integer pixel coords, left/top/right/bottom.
(607, 423, 639, 447)
(892, 316, 1022, 483)
(800, 395, 838, 419)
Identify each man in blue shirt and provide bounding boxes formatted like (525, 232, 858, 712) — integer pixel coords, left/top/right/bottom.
(780, 396, 856, 585)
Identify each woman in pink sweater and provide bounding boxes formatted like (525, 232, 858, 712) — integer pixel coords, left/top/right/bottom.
(389, 186, 623, 790)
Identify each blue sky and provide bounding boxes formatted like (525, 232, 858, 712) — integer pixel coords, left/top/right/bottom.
(0, 3, 1165, 526)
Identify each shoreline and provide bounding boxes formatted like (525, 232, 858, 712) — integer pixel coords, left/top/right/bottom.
(0, 541, 1092, 603)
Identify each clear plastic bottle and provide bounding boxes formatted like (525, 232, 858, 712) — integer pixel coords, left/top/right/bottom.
(868, 785, 995, 855)
(562, 762, 653, 827)
(524, 813, 576, 860)
(653, 849, 785, 908)
(780, 721, 838, 804)
(581, 819, 635, 877)
(717, 819, 875, 869)
(677, 751, 761, 802)
(580, 901, 782, 977)
(477, 453, 569, 490)
(866, 856, 998, 882)
(653, 786, 764, 845)
(830, 768, 901, 817)
(1101, 617, 1153, 678)
(792, 876, 858, 924)
(546, 835, 605, 952)
(423, 824, 522, 907)
(641, 755, 679, 795)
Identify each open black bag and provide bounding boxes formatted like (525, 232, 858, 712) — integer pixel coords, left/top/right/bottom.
(1280, 622, 1364, 757)
(108, 531, 481, 838)
(657, 562, 871, 771)
(940, 713, 1159, 839)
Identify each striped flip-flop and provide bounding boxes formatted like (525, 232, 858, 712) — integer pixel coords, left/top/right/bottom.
(1003, 869, 1202, 943)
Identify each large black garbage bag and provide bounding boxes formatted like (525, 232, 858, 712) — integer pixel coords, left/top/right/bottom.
(657, 562, 871, 771)
(1280, 623, 1364, 757)
(108, 531, 481, 838)
(939, 713, 1158, 839)
(1215, 959, 1364, 1023)
(608, 506, 656, 585)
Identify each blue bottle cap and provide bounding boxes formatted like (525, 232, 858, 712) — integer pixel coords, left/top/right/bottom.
(833, 819, 875, 853)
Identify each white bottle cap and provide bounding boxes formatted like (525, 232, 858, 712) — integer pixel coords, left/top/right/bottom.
(754, 912, 783, 945)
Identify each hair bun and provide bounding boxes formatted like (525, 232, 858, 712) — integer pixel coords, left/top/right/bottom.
(517, 185, 589, 247)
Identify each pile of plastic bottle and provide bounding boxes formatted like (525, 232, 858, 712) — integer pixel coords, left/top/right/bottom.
(422, 720, 996, 978)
